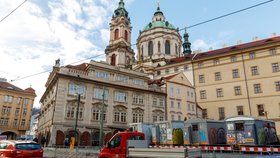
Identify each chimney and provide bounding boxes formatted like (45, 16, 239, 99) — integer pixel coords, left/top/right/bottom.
(193, 50, 202, 54)
(271, 33, 277, 37)
(252, 36, 259, 41)
(237, 40, 243, 45)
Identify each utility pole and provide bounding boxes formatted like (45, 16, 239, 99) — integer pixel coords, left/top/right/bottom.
(71, 94, 81, 149)
(99, 87, 105, 149)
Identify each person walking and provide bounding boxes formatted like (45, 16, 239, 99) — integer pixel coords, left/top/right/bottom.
(64, 137, 69, 147)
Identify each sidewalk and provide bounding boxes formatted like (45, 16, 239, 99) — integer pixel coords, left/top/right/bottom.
(43, 147, 99, 158)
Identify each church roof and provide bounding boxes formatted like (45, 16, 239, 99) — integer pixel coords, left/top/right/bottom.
(143, 21, 176, 31)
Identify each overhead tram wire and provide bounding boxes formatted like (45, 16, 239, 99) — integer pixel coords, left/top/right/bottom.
(10, 53, 105, 82)
(0, 0, 28, 23)
(131, 0, 275, 46)
(8, 0, 275, 82)
(185, 0, 274, 30)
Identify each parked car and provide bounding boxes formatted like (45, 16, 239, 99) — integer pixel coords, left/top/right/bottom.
(0, 140, 43, 158)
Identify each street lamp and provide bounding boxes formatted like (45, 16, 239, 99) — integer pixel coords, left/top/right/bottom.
(71, 93, 81, 149)
(99, 87, 105, 150)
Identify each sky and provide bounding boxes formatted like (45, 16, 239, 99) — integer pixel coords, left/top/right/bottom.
(0, 0, 279, 108)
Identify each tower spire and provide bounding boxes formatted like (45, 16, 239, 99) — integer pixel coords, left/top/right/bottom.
(114, 0, 128, 18)
(153, 0, 165, 22)
(183, 26, 192, 56)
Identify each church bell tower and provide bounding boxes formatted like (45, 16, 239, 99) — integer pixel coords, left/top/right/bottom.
(105, 0, 134, 69)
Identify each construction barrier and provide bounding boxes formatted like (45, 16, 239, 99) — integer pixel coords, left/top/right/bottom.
(149, 145, 280, 154)
(240, 146, 280, 153)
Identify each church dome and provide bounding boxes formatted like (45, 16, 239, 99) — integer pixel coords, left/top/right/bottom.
(143, 21, 176, 31)
(136, 3, 182, 66)
(142, 4, 176, 31)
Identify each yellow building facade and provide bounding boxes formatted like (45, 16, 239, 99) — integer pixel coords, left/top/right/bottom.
(0, 78, 36, 139)
(192, 36, 280, 133)
(151, 36, 280, 134)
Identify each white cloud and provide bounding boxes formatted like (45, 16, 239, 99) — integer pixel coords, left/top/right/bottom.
(100, 29, 110, 43)
(192, 39, 218, 51)
(0, 0, 126, 107)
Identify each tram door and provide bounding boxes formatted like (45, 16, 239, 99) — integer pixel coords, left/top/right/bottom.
(234, 122, 245, 144)
(191, 124, 200, 145)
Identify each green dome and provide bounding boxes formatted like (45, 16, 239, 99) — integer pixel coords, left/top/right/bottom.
(143, 21, 176, 31)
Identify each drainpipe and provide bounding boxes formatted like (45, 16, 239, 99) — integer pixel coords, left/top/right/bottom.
(191, 53, 198, 118)
(241, 54, 252, 116)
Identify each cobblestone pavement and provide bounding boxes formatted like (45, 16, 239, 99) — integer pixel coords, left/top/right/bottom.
(43, 148, 99, 158)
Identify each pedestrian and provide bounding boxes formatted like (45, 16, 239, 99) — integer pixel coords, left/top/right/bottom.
(33, 137, 38, 143)
(41, 136, 46, 147)
(64, 137, 69, 147)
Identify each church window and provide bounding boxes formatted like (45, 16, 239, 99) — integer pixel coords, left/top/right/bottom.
(114, 29, 119, 40)
(165, 40, 170, 55)
(111, 54, 116, 66)
(158, 41, 161, 53)
(125, 30, 128, 41)
(175, 44, 178, 55)
(148, 41, 153, 56)
(140, 46, 144, 61)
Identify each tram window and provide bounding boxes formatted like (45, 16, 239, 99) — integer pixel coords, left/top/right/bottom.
(235, 123, 244, 131)
(192, 125, 198, 131)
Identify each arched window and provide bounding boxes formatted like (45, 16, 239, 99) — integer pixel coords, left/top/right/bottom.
(158, 41, 161, 53)
(125, 30, 128, 41)
(91, 105, 106, 121)
(114, 106, 127, 123)
(141, 46, 144, 61)
(111, 54, 116, 66)
(148, 41, 153, 56)
(132, 108, 144, 123)
(165, 40, 170, 55)
(114, 29, 119, 40)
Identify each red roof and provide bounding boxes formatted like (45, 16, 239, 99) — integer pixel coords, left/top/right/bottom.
(148, 74, 178, 86)
(194, 36, 280, 60)
(166, 36, 280, 64)
(0, 81, 24, 92)
(163, 74, 178, 80)
(168, 54, 193, 64)
(148, 78, 164, 86)
(24, 87, 36, 94)
(66, 63, 88, 71)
